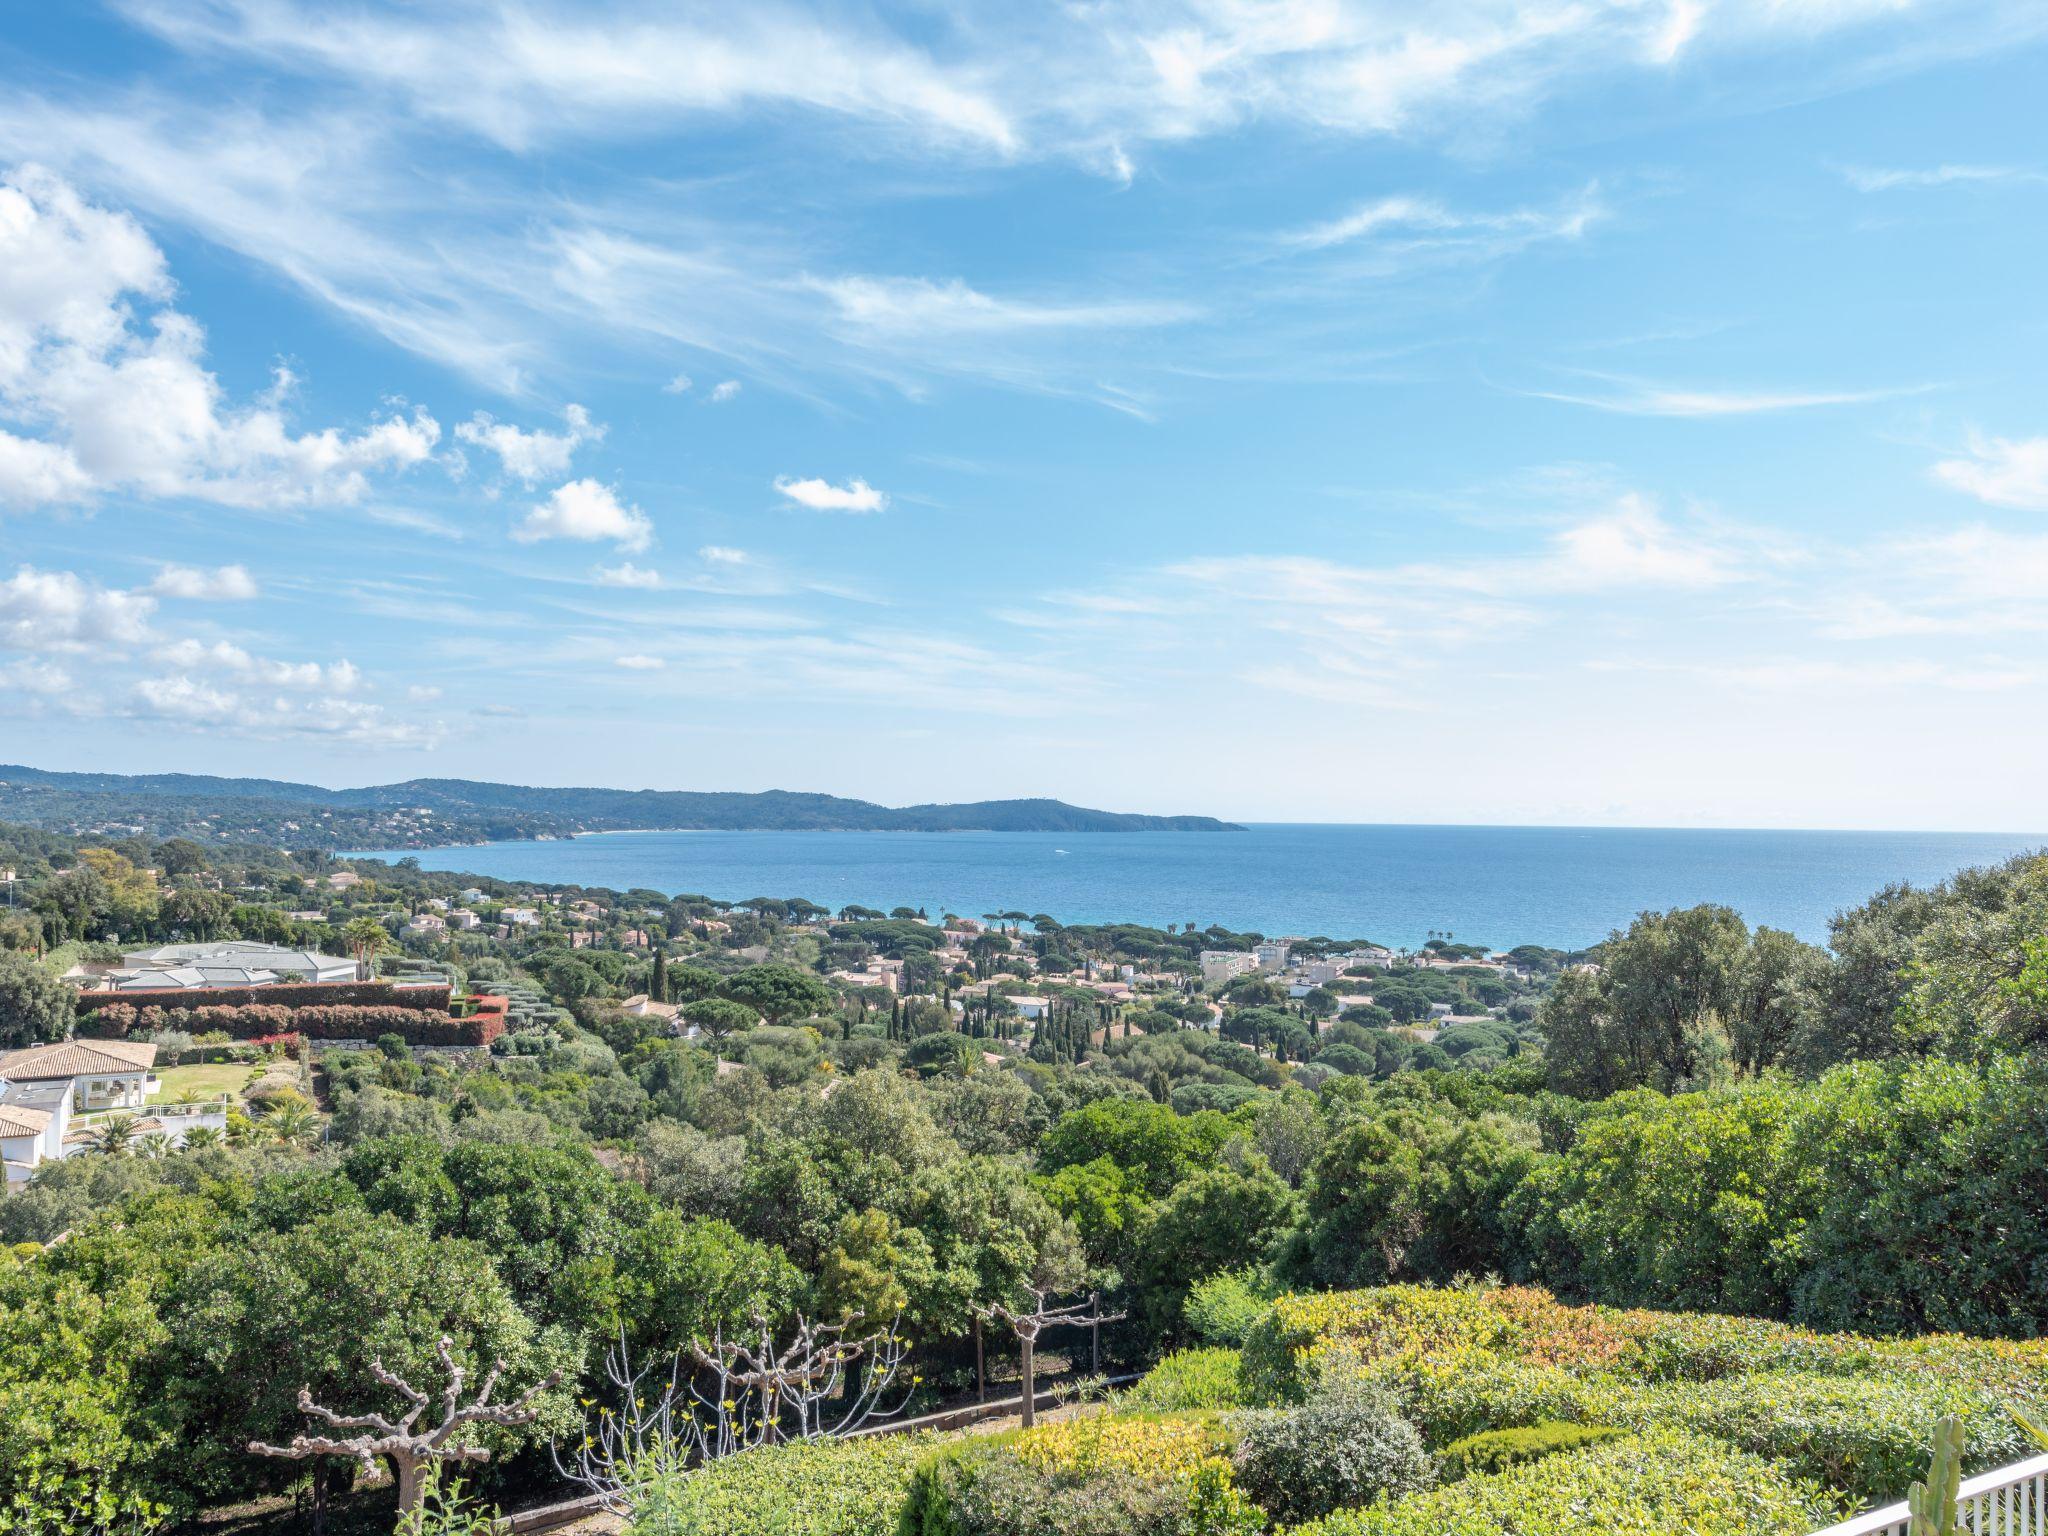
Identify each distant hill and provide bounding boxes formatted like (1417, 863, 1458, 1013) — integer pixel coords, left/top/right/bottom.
(0, 766, 1242, 849)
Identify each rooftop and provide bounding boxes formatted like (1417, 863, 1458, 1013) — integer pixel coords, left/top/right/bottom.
(0, 1038, 158, 1082)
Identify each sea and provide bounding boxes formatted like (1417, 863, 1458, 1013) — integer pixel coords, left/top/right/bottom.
(342, 824, 2048, 951)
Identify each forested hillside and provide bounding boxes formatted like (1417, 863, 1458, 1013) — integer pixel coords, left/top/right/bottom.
(0, 764, 1241, 848)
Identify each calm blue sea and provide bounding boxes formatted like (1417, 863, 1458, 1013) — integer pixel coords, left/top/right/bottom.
(344, 825, 2048, 950)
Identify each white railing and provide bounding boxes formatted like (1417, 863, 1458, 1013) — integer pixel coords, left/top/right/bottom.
(1812, 1451, 2048, 1536)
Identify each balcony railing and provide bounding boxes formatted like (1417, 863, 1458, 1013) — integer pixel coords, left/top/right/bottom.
(1811, 1451, 2048, 1536)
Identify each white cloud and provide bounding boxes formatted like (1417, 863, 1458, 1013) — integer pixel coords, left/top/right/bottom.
(1518, 372, 1920, 417)
(614, 653, 666, 670)
(1541, 495, 1735, 589)
(1933, 433, 2048, 511)
(119, 0, 2004, 169)
(662, 373, 692, 394)
(1842, 164, 2042, 192)
(407, 684, 443, 702)
(774, 474, 888, 513)
(122, 674, 435, 745)
(127, 0, 1020, 154)
(594, 561, 663, 588)
(0, 565, 155, 651)
(514, 477, 653, 550)
(707, 380, 742, 403)
(1281, 190, 1601, 254)
(699, 545, 748, 565)
(813, 275, 1190, 336)
(0, 658, 71, 695)
(156, 637, 363, 692)
(455, 402, 603, 485)
(0, 164, 441, 511)
(151, 563, 259, 600)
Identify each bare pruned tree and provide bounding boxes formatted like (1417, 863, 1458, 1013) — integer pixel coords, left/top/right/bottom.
(974, 1288, 1126, 1427)
(249, 1335, 563, 1519)
(555, 1314, 915, 1511)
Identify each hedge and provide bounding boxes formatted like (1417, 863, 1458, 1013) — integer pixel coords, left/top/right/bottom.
(1291, 1429, 1845, 1536)
(1438, 1423, 1623, 1479)
(625, 1436, 929, 1536)
(1242, 1285, 2048, 1508)
(898, 1414, 1259, 1536)
(79, 1000, 501, 1048)
(78, 981, 449, 1015)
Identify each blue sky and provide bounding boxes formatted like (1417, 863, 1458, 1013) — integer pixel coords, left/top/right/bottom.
(2, 1, 2046, 829)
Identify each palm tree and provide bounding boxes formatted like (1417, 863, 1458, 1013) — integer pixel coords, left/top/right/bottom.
(341, 916, 395, 981)
(179, 1126, 224, 1153)
(88, 1114, 139, 1156)
(265, 1100, 321, 1148)
(136, 1131, 175, 1160)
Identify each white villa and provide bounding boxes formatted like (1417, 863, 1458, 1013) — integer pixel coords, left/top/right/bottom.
(0, 1039, 230, 1195)
(101, 940, 356, 991)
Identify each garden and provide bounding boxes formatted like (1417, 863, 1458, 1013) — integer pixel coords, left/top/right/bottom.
(613, 1284, 2048, 1536)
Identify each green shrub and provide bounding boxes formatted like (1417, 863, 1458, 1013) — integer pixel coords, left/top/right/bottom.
(628, 1436, 927, 1536)
(1231, 1383, 1433, 1525)
(1123, 1349, 1252, 1413)
(1356, 1355, 1626, 1446)
(898, 1442, 1225, 1536)
(1291, 1430, 1845, 1536)
(1620, 1371, 2031, 1506)
(898, 1415, 1262, 1536)
(1186, 1270, 1272, 1346)
(1437, 1422, 1622, 1479)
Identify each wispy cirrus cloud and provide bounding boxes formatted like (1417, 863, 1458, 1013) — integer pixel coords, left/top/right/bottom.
(1278, 188, 1603, 256)
(1841, 163, 2043, 191)
(1513, 369, 1930, 418)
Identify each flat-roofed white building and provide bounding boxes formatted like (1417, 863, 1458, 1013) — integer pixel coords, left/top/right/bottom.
(1200, 951, 1258, 986)
(109, 940, 355, 989)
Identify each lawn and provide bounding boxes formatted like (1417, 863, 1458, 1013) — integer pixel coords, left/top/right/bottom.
(156, 1062, 259, 1105)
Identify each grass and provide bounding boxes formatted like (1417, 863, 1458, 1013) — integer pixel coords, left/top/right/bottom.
(156, 1062, 258, 1104)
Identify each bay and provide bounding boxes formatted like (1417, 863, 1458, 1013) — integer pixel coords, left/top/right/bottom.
(345, 824, 2048, 950)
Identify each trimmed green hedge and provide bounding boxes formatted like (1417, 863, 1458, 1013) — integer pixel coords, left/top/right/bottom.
(1290, 1430, 1846, 1536)
(1438, 1422, 1622, 1479)
(625, 1435, 929, 1536)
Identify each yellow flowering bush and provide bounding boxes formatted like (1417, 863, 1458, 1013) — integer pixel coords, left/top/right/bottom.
(1008, 1410, 1236, 1479)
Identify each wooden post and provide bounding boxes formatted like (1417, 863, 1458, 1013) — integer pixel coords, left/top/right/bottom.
(974, 1313, 985, 1404)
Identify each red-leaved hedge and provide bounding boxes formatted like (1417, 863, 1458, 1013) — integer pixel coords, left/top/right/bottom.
(76, 981, 450, 1015)
(79, 1000, 501, 1047)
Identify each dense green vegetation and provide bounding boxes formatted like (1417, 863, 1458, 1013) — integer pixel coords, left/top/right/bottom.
(1, 817, 2045, 1533)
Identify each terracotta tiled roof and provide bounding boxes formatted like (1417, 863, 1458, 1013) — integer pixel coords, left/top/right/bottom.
(0, 1104, 52, 1137)
(0, 1038, 157, 1082)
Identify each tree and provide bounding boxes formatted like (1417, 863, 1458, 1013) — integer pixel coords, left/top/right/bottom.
(1130, 1158, 1297, 1336)
(817, 1209, 937, 1325)
(0, 951, 74, 1049)
(341, 917, 395, 981)
(162, 887, 234, 940)
(249, 1335, 562, 1520)
(974, 1288, 1124, 1427)
(683, 997, 759, 1041)
(721, 963, 832, 1023)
